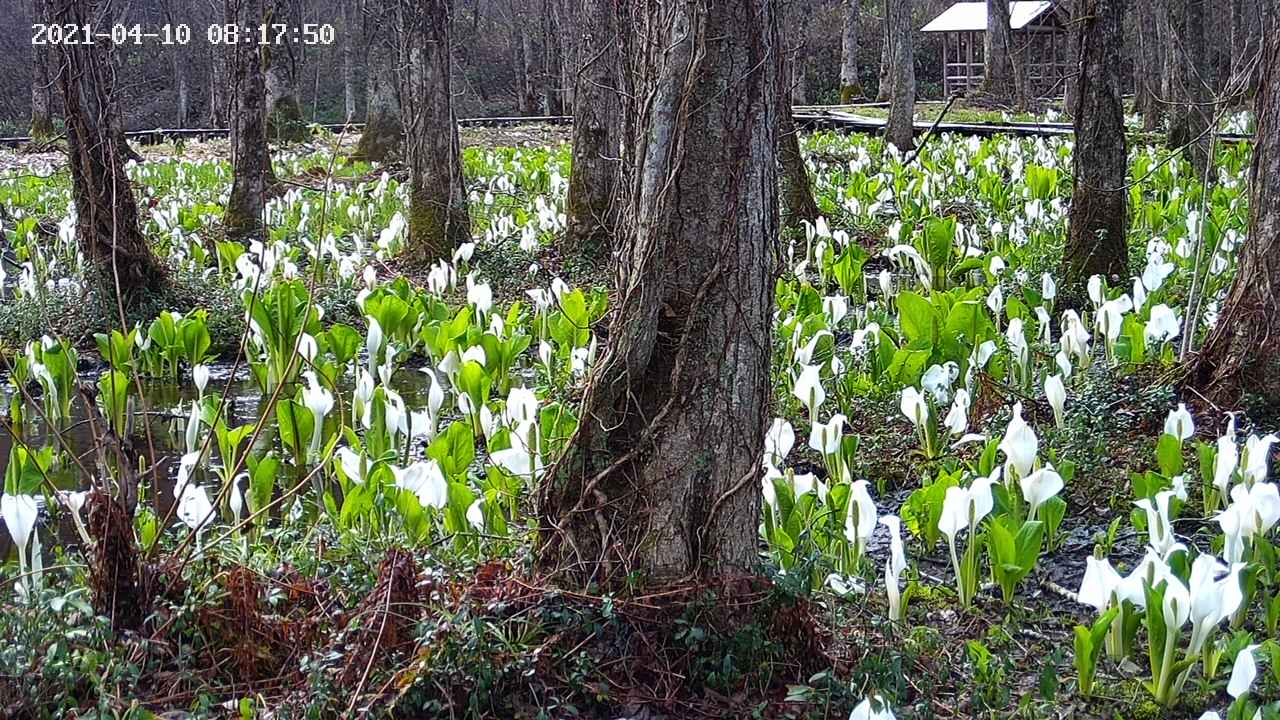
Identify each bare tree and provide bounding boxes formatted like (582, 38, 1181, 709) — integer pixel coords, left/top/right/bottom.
(517, 22, 538, 114)
(265, 0, 307, 142)
(342, 0, 359, 123)
(400, 0, 470, 261)
(30, 0, 54, 142)
(876, 9, 891, 101)
(1063, 0, 1128, 292)
(1228, 0, 1263, 101)
(1135, 0, 1166, 131)
(564, 0, 622, 255)
(1165, 0, 1213, 176)
(885, 0, 915, 151)
(160, 0, 189, 127)
(780, 13, 819, 230)
(225, 0, 274, 242)
(541, 0, 564, 114)
(982, 0, 1016, 102)
(539, 0, 778, 581)
(1191, 13, 1280, 405)
(45, 0, 167, 306)
(353, 0, 402, 161)
(839, 0, 861, 101)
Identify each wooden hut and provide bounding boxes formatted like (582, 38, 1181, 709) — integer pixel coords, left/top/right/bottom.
(922, 1, 1071, 100)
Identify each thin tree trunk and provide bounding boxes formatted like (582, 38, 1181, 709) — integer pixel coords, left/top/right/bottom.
(401, 0, 470, 261)
(160, 0, 188, 127)
(876, 8, 892, 101)
(559, 0, 578, 110)
(1064, 0, 1081, 112)
(209, 40, 228, 126)
(1191, 13, 1280, 405)
(1165, 0, 1213, 176)
(539, 0, 777, 582)
(791, 51, 809, 105)
(982, 0, 1016, 101)
(353, 2, 402, 162)
(342, 1, 358, 123)
(30, 0, 54, 142)
(518, 26, 538, 114)
(265, 0, 307, 142)
(1063, 0, 1129, 293)
(1136, 0, 1165, 130)
(45, 0, 168, 306)
(542, 0, 563, 114)
(779, 39, 819, 231)
(885, 0, 915, 151)
(840, 0, 861, 102)
(225, 0, 273, 242)
(564, 0, 622, 255)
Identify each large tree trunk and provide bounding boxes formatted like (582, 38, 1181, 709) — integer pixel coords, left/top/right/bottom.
(225, 0, 273, 242)
(400, 0, 470, 261)
(840, 0, 861, 102)
(1063, 0, 1129, 292)
(982, 0, 1016, 101)
(539, 0, 777, 583)
(1136, 0, 1166, 131)
(353, 0, 402, 162)
(30, 0, 54, 142)
(885, 0, 915, 151)
(265, 0, 307, 142)
(563, 0, 622, 256)
(1191, 15, 1280, 405)
(45, 0, 167, 307)
(1165, 0, 1213, 177)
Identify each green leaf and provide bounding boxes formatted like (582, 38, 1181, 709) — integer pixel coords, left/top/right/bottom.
(897, 291, 938, 346)
(1156, 433, 1185, 478)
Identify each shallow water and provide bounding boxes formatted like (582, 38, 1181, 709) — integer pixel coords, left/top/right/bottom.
(0, 359, 445, 561)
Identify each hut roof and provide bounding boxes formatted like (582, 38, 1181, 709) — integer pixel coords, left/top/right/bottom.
(921, 1, 1057, 32)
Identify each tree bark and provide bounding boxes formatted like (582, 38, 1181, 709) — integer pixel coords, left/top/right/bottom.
(779, 46, 819, 231)
(342, 0, 358, 123)
(400, 0, 470, 261)
(1191, 13, 1280, 405)
(1063, 0, 1129, 293)
(539, 0, 777, 583)
(353, 0, 403, 162)
(885, 0, 915, 151)
(541, 0, 563, 114)
(564, 0, 622, 256)
(1063, 0, 1081, 112)
(160, 0, 189, 127)
(225, 0, 273, 243)
(840, 0, 861, 102)
(265, 0, 307, 142)
(30, 0, 54, 142)
(876, 8, 892, 101)
(1165, 0, 1213, 177)
(45, 0, 168, 306)
(982, 0, 1016, 101)
(1136, 0, 1166, 130)
(209, 39, 229, 126)
(517, 25, 538, 114)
